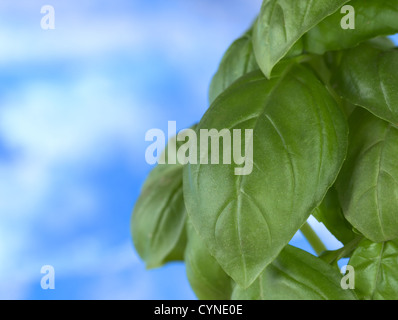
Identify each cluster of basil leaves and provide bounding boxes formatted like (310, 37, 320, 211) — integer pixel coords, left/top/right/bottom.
(132, 0, 398, 300)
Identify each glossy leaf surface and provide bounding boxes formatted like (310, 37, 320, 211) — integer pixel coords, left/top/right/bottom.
(253, 0, 349, 77)
(184, 65, 348, 287)
(349, 238, 398, 300)
(336, 109, 398, 242)
(305, 0, 398, 54)
(209, 30, 258, 104)
(331, 42, 398, 125)
(132, 136, 187, 268)
(232, 245, 357, 300)
(185, 222, 233, 300)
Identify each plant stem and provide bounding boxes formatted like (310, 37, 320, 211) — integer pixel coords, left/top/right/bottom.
(300, 222, 327, 256)
(323, 235, 363, 265)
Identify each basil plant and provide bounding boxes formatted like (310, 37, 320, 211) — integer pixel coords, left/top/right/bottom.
(131, 0, 398, 300)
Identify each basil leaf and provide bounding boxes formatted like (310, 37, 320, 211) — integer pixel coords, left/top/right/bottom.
(349, 238, 398, 300)
(253, 0, 349, 78)
(305, 0, 398, 54)
(303, 54, 356, 118)
(336, 108, 398, 242)
(132, 135, 187, 268)
(209, 29, 258, 105)
(303, 54, 333, 85)
(185, 222, 233, 300)
(312, 186, 356, 245)
(232, 245, 357, 300)
(340, 100, 357, 118)
(183, 65, 348, 287)
(331, 42, 398, 125)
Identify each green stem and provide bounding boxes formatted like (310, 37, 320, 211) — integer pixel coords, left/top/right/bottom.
(324, 235, 363, 265)
(300, 222, 327, 256)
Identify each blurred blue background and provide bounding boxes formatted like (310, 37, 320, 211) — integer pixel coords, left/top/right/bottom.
(0, 0, 397, 300)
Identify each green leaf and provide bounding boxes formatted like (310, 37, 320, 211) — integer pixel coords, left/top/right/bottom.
(349, 238, 398, 300)
(232, 245, 357, 300)
(185, 222, 233, 300)
(304, 0, 398, 54)
(183, 65, 348, 287)
(253, 0, 349, 78)
(303, 54, 356, 118)
(131, 135, 187, 269)
(209, 29, 258, 105)
(331, 42, 398, 125)
(303, 54, 333, 86)
(336, 108, 398, 243)
(312, 186, 356, 245)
